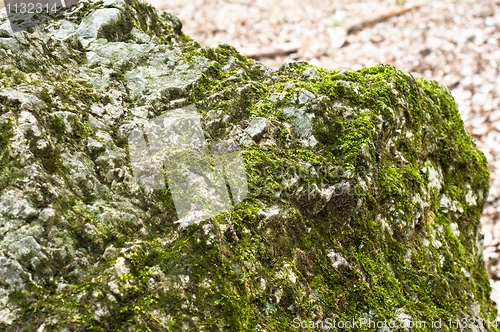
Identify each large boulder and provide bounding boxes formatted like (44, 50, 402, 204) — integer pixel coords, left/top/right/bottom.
(0, 0, 496, 330)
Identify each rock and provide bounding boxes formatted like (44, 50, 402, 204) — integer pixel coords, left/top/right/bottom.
(76, 8, 129, 47)
(0, 0, 495, 330)
(246, 117, 269, 141)
(301, 67, 321, 80)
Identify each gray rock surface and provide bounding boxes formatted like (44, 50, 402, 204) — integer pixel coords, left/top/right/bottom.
(0, 0, 497, 330)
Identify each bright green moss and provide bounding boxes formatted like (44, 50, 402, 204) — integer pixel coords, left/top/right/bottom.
(0, 67, 27, 87)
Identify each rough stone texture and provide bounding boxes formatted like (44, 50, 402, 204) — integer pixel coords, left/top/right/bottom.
(0, 0, 496, 330)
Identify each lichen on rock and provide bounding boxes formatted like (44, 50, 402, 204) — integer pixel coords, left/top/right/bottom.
(0, 0, 496, 330)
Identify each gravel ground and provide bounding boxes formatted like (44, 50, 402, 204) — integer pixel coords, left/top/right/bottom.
(149, 0, 500, 313)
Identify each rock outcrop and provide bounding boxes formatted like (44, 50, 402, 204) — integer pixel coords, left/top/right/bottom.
(0, 0, 496, 330)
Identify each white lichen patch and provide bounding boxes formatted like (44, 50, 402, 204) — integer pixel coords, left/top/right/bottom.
(175, 210, 210, 228)
(300, 135, 318, 147)
(258, 206, 280, 219)
(431, 236, 443, 249)
(282, 105, 316, 148)
(178, 274, 190, 288)
(395, 150, 408, 163)
(274, 288, 283, 304)
(7, 236, 47, 263)
(275, 263, 297, 284)
(378, 215, 393, 236)
(0, 307, 18, 326)
(0, 286, 19, 326)
(246, 117, 269, 139)
(465, 190, 477, 206)
(327, 250, 349, 268)
(19, 111, 42, 137)
(38, 208, 56, 222)
(439, 194, 464, 214)
(0, 190, 39, 222)
(260, 278, 266, 290)
(108, 280, 122, 296)
(358, 179, 368, 192)
(425, 162, 443, 191)
(412, 193, 430, 210)
(395, 308, 412, 329)
(450, 222, 460, 237)
(301, 68, 320, 80)
(204, 226, 216, 245)
(269, 91, 286, 102)
(200, 278, 212, 289)
(439, 254, 445, 267)
(297, 89, 316, 104)
(94, 302, 110, 320)
(114, 257, 129, 277)
(471, 302, 481, 318)
(283, 173, 299, 188)
(404, 249, 412, 264)
(202, 223, 215, 239)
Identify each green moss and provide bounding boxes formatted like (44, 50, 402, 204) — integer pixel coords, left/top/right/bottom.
(1, 0, 495, 330)
(0, 67, 27, 87)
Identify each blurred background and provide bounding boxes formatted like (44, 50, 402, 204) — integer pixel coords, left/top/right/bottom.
(149, 0, 500, 311)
